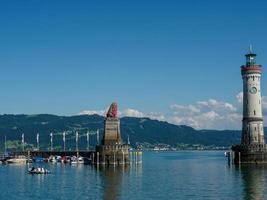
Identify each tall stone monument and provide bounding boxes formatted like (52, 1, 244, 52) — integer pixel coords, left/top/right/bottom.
(232, 47, 267, 163)
(95, 102, 130, 165)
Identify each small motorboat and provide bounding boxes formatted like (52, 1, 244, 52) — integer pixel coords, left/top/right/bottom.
(71, 156, 90, 165)
(28, 167, 50, 174)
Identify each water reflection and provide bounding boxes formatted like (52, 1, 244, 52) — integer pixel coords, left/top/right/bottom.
(237, 165, 267, 200)
(97, 166, 129, 200)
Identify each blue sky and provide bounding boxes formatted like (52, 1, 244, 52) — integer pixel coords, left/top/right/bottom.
(0, 0, 267, 129)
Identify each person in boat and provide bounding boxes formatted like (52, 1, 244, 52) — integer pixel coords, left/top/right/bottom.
(31, 166, 35, 172)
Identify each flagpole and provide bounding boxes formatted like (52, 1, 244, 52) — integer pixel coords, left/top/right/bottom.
(36, 133, 39, 151)
(76, 131, 79, 152)
(50, 132, 53, 151)
(97, 129, 99, 145)
(87, 131, 90, 151)
(63, 131, 66, 151)
(22, 133, 24, 152)
(4, 135, 7, 157)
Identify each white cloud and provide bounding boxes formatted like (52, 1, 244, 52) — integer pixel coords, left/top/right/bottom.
(197, 99, 237, 112)
(122, 108, 145, 118)
(236, 92, 243, 103)
(78, 101, 240, 130)
(202, 111, 221, 120)
(77, 93, 267, 130)
(169, 98, 240, 129)
(78, 110, 106, 116)
(170, 116, 200, 128)
(146, 113, 166, 121)
(121, 109, 165, 121)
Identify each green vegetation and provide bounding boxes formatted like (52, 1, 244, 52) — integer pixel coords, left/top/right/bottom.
(0, 114, 265, 151)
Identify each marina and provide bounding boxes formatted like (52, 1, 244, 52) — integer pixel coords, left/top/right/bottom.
(1, 103, 142, 167)
(0, 0, 266, 199)
(1, 151, 267, 200)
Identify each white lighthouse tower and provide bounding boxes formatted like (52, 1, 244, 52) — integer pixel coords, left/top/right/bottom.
(241, 47, 265, 146)
(232, 48, 267, 164)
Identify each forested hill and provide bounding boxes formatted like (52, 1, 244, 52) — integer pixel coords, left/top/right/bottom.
(0, 114, 263, 150)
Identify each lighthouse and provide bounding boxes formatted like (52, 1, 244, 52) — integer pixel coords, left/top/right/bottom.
(241, 47, 265, 146)
(232, 47, 267, 164)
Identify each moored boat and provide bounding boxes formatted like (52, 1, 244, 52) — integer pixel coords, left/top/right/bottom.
(71, 156, 90, 165)
(61, 156, 71, 164)
(6, 156, 28, 164)
(48, 155, 57, 163)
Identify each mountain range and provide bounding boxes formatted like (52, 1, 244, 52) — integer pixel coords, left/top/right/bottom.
(0, 114, 265, 150)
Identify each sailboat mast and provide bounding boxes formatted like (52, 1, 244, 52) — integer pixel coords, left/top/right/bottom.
(4, 135, 7, 156)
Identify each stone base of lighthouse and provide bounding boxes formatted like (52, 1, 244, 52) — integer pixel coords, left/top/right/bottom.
(232, 144, 267, 164)
(95, 144, 130, 165)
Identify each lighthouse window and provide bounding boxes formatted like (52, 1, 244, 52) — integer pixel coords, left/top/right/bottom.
(253, 76, 255, 81)
(254, 110, 256, 115)
(255, 127, 257, 131)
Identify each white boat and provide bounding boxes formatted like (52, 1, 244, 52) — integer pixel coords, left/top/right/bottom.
(55, 156, 62, 163)
(28, 167, 50, 174)
(71, 157, 90, 165)
(71, 156, 83, 164)
(6, 156, 28, 164)
(48, 156, 57, 163)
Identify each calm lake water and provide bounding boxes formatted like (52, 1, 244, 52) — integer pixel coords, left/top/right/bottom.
(0, 151, 266, 200)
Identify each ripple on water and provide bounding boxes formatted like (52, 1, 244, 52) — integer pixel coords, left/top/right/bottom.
(0, 151, 266, 200)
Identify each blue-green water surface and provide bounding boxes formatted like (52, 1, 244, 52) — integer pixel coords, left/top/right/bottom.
(0, 151, 266, 200)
